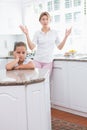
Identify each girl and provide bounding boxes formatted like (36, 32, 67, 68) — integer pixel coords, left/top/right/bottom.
(6, 42, 35, 70)
(20, 12, 71, 71)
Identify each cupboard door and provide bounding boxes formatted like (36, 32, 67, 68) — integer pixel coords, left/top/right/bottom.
(51, 61, 69, 107)
(0, 1, 22, 34)
(26, 82, 51, 130)
(68, 62, 87, 113)
(0, 59, 7, 69)
(0, 86, 27, 130)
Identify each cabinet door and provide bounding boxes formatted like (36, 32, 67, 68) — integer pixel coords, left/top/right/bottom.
(0, 86, 27, 130)
(26, 82, 51, 130)
(68, 62, 87, 113)
(51, 61, 69, 107)
(0, 59, 7, 69)
(0, 1, 22, 34)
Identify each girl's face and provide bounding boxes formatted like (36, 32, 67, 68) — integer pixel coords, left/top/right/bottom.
(14, 46, 27, 62)
(40, 15, 51, 27)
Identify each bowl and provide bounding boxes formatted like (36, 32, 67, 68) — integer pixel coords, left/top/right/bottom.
(64, 50, 77, 57)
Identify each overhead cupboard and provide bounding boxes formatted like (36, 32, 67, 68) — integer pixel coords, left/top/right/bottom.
(0, 0, 22, 34)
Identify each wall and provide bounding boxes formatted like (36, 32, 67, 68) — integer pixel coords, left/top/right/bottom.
(0, 35, 26, 56)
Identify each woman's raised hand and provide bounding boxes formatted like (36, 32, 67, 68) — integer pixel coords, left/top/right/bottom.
(19, 25, 29, 36)
(65, 27, 72, 38)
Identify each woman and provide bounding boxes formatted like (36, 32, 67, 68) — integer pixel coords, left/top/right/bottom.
(20, 11, 71, 71)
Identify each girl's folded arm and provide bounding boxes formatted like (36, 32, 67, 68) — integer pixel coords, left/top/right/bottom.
(14, 61, 35, 70)
(6, 59, 19, 70)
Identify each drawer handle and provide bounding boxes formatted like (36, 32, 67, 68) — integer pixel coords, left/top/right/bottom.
(53, 67, 62, 69)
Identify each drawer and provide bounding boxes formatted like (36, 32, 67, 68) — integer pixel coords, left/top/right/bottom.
(53, 61, 67, 68)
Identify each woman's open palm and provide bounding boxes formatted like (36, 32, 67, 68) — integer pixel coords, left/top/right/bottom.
(65, 27, 72, 37)
(19, 25, 29, 35)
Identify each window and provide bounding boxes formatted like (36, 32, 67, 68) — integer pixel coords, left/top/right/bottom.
(84, 0, 86, 15)
(65, 13, 72, 22)
(54, 15, 60, 22)
(54, 0, 60, 10)
(47, 1, 52, 12)
(74, 0, 81, 7)
(39, 3, 43, 10)
(65, 0, 72, 8)
(74, 12, 81, 22)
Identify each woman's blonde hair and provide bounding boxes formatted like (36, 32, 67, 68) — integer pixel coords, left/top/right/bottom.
(39, 12, 51, 21)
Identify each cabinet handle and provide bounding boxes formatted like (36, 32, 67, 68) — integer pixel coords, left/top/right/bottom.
(53, 67, 62, 69)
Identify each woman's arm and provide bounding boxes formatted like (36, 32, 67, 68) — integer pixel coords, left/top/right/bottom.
(14, 61, 35, 70)
(6, 58, 19, 71)
(58, 28, 72, 50)
(19, 25, 36, 50)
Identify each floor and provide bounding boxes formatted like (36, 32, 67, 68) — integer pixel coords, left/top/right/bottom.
(51, 108, 87, 127)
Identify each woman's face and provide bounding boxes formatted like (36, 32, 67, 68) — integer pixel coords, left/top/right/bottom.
(40, 15, 50, 27)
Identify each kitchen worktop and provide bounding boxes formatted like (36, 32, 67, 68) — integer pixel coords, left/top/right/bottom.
(1, 53, 87, 61)
(0, 69, 51, 130)
(0, 68, 49, 86)
(0, 56, 14, 59)
(53, 54, 87, 62)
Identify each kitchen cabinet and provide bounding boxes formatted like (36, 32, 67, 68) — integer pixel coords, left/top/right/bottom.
(0, 58, 14, 69)
(26, 81, 51, 130)
(0, 69, 51, 130)
(0, 59, 7, 69)
(0, 86, 27, 130)
(68, 61, 87, 113)
(23, 0, 32, 6)
(0, 0, 22, 34)
(51, 60, 87, 117)
(51, 61, 69, 107)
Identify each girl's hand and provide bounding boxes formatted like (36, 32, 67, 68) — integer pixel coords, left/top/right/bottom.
(65, 27, 72, 38)
(19, 25, 29, 36)
(14, 65, 21, 70)
(14, 66, 19, 70)
(15, 56, 19, 62)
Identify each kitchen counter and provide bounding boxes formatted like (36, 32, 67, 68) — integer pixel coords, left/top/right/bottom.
(2, 54, 87, 61)
(53, 54, 87, 62)
(0, 56, 14, 59)
(0, 68, 49, 86)
(0, 68, 51, 130)
(51, 57, 87, 117)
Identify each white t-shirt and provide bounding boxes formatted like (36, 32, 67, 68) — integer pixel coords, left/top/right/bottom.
(33, 29, 60, 63)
